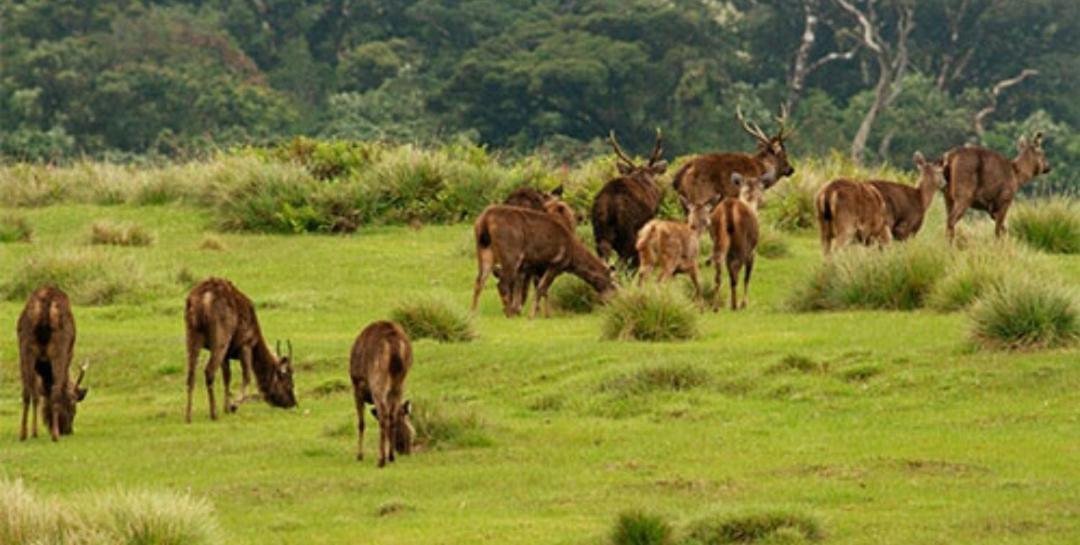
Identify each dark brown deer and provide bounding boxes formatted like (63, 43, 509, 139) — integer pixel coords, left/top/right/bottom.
(868, 152, 946, 240)
(17, 286, 88, 441)
(499, 185, 579, 309)
(710, 172, 768, 310)
(591, 130, 668, 268)
(815, 179, 892, 256)
(350, 320, 414, 467)
(635, 196, 719, 300)
(473, 205, 615, 318)
(184, 278, 297, 422)
(941, 132, 1051, 240)
(674, 106, 795, 209)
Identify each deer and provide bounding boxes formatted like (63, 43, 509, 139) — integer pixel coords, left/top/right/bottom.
(17, 286, 89, 441)
(498, 185, 579, 310)
(184, 277, 297, 422)
(674, 105, 795, 210)
(941, 132, 1051, 241)
(591, 129, 668, 268)
(473, 205, 615, 318)
(815, 178, 892, 256)
(868, 152, 947, 240)
(710, 172, 769, 311)
(635, 195, 720, 300)
(350, 320, 414, 468)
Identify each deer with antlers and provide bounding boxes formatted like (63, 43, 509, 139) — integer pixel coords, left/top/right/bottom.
(591, 129, 668, 268)
(674, 106, 795, 211)
(17, 286, 89, 441)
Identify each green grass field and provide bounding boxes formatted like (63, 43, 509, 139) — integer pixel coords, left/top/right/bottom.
(1, 203, 1077, 544)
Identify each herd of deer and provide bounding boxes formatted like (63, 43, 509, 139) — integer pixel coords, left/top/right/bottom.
(14, 108, 1050, 470)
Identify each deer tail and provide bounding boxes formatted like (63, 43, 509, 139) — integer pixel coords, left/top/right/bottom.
(635, 220, 658, 253)
(475, 216, 492, 249)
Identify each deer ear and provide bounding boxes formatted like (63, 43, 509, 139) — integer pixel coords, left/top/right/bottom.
(1033, 131, 1044, 147)
(550, 185, 564, 197)
(913, 151, 926, 166)
(1017, 135, 1029, 151)
(76, 388, 88, 402)
(707, 193, 725, 208)
(402, 400, 412, 415)
(651, 160, 668, 174)
(616, 162, 634, 176)
(370, 407, 379, 418)
(677, 193, 690, 209)
(730, 172, 744, 187)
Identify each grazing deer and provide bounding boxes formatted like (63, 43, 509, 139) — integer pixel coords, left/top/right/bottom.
(674, 106, 795, 210)
(710, 172, 768, 310)
(815, 178, 892, 256)
(591, 130, 668, 268)
(868, 152, 947, 240)
(473, 205, 615, 318)
(499, 186, 579, 309)
(350, 321, 414, 467)
(941, 132, 1051, 240)
(184, 278, 297, 422)
(17, 286, 88, 441)
(635, 196, 719, 300)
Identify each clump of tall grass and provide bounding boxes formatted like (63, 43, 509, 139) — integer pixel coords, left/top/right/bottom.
(1009, 198, 1080, 254)
(89, 220, 155, 247)
(409, 399, 491, 449)
(969, 279, 1078, 350)
(0, 214, 32, 242)
(683, 511, 823, 544)
(602, 285, 699, 342)
(611, 511, 673, 545)
(601, 364, 710, 397)
(788, 239, 948, 311)
(390, 297, 475, 342)
(757, 224, 790, 258)
(2, 248, 153, 305)
(0, 479, 223, 545)
(549, 276, 603, 314)
(927, 241, 1033, 311)
(212, 159, 323, 233)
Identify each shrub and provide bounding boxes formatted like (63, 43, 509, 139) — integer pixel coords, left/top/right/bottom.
(2, 248, 153, 305)
(549, 276, 603, 314)
(683, 511, 822, 544)
(213, 160, 323, 233)
(611, 511, 672, 545)
(1009, 198, 1080, 254)
(602, 285, 698, 341)
(89, 220, 155, 247)
(788, 239, 948, 311)
(0, 214, 32, 242)
(409, 399, 491, 449)
(391, 297, 475, 342)
(969, 280, 1079, 350)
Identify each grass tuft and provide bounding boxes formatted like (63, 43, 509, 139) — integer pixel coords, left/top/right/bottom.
(310, 378, 350, 398)
(199, 235, 226, 251)
(391, 297, 475, 342)
(969, 279, 1079, 351)
(602, 285, 698, 342)
(2, 248, 153, 305)
(927, 241, 1033, 311)
(768, 354, 828, 375)
(0, 214, 32, 242)
(683, 511, 822, 544)
(602, 364, 709, 397)
(89, 220, 155, 247)
(611, 511, 673, 545)
(1009, 198, 1080, 254)
(757, 224, 790, 259)
(549, 276, 603, 314)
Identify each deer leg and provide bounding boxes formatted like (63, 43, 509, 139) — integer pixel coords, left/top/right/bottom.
(377, 407, 390, 468)
(237, 346, 255, 407)
(742, 255, 755, 309)
(471, 249, 494, 313)
(20, 386, 30, 441)
(688, 262, 702, 302)
(531, 269, 559, 319)
(353, 381, 365, 461)
(820, 222, 832, 257)
(204, 345, 227, 421)
(185, 336, 201, 423)
(712, 255, 724, 312)
(49, 383, 61, 441)
(728, 259, 741, 311)
(946, 200, 967, 244)
(993, 201, 1012, 238)
(30, 384, 39, 438)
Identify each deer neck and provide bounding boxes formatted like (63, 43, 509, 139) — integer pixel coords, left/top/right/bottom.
(1012, 150, 1039, 184)
(917, 176, 937, 211)
(570, 243, 613, 293)
(251, 338, 280, 391)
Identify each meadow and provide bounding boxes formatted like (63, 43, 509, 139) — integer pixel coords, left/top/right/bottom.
(0, 152, 1078, 545)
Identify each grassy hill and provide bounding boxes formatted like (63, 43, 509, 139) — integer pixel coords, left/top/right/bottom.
(1, 199, 1077, 544)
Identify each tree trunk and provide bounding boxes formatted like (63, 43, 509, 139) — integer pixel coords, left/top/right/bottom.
(850, 56, 891, 164)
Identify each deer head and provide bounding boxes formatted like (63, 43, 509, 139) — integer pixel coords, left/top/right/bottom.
(679, 193, 723, 234)
(1016, 132, 1051, 176)
(371, 400, 415, 455)
(737, 105, 795, 182)
(269, 340, 298, 408)
(55, 361, 90, 435)
(610, 129, 668, 182)
(730, 172, 768, 212)
(913, 151, 946, 190)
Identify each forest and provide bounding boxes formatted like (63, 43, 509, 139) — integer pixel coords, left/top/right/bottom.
(1, 0, 1078, 194)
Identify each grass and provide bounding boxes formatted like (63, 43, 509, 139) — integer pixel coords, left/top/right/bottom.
(549, 275, 603, 314)
(1009, 198, 1080, 254)
(390, 297, 475, 342)
(602, 285, 699, 341)
(611, 511, 672, 545)
(683, 511, 822, 544)
(89, 220, 155, 246)
(0, 214, 32, 242)
(969, 279, 1079, 350)
(0, 202, 1077, 544)
(2, 247, 157, 305)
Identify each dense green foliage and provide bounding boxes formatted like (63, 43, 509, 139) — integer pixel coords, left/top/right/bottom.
(1, 1, 1077, 192)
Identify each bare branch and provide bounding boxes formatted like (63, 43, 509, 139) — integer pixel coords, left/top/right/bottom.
(973, 69, 1040, 136)
(834, 0, 883, 54)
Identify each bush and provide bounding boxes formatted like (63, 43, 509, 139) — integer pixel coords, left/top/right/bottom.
(89, 220, 155, 247)
(549, 276, 603, 314)
(683, 511, 822, 544)
(2, 248, 154, 306)
(0, 214, 32, 242)
(611, 511, 673, 545)
(969, 279, 1079, 350)
(391, 297, 475, 342)
(409, 399, 491, 449)
(602, 285, 699, 342)
(0, 478, 223, 545)
(1009, 198, 1080, 254)
(788, 239, 948, 311)
(213, 160, 323, 233)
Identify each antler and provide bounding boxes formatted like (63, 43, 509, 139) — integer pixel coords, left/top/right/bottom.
(276, 340, 282, 357)
(75, 360, 89, 388)
(608, 130, 636, 166)
(736, 106, 771, 145)
(775, 103, 797, 141)
(287, 339, 293, 361)
(648, 128, 664, 166)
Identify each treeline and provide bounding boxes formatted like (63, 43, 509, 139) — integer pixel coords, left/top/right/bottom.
(1, 0, 1077, 193)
